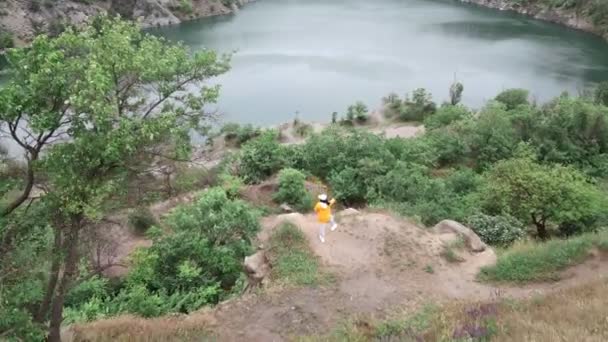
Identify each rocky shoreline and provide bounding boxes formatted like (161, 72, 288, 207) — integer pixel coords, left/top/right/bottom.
(0, 0, 255, 47)
(460, 0, 607, 41)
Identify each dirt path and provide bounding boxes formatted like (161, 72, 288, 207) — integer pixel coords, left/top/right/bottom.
(205, 210, 608, 341)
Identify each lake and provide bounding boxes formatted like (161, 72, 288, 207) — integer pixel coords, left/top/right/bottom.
(148, 0, 608, 126)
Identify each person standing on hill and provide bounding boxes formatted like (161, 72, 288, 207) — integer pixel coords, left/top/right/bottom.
(314, 194, 338, 243)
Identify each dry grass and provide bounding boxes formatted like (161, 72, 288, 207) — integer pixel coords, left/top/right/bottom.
(494, 279, 608, 342)
(295, 279, 608, 341)
(65, 312, 216, 342)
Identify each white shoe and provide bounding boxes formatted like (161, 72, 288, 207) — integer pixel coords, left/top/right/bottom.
(331, 224, 338, 231)
(319, 235, 325, 243)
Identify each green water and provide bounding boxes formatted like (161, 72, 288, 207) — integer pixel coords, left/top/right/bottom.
(149, 0, 608, 125)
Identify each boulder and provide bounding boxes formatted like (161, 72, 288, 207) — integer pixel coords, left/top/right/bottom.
(243, 251, 270, 289)
(338, 208, 360, 217)
(433, 220, 487, 253)
(279, 203, 293, 213)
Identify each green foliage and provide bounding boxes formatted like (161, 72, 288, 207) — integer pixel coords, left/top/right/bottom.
(594, 81, 608, 106)
(218, 173, 244, 199)
(221, 122, 261, 147)
(382, 92, 402, 119)
(128, 207, 158, 235)
(173, 167, 214, 194)
(467, 213, 526, 246)
(273, 168, 312, 212)
(346, 101, 369, 123)
(400, 88, 437, 122)
(449, 81, 464, 105)
(0, 30, 13, 49)
(238, 131, 285, 184)
(382, 89, 436, 122)
(65, 276, 110, 308)
(370, 164, 480, 225)
(0, 17, 231, 338)
(0, 204, 53, 341)
(299, 127, 394, 181)
(495, 88, 529, 110)
(423, 104, 470, 130)
(481, 156, 605, 239)
(531, 97, 608, 177)
(178, 0, 194, 14)
(479, 231, 608, 282)
(267, 223, 326, 286)
(294, 122, 313, 137)
(62, 189, 258, 322)
(467, 102, 519, 169)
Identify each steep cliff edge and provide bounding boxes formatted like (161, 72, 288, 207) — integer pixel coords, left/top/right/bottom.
(460, 0, 608, 41)
(0, 0, 253, 46)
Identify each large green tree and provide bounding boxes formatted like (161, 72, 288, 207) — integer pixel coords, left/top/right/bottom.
(481, 155, 604, 239)
(0, 16, 229, 341)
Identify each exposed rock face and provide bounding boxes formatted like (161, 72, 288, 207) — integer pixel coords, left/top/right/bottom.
(433, 219, 487, 253)
(0, 0, 254, 46)
(460, 0, 606, 40)
(243, 250, 270, 290)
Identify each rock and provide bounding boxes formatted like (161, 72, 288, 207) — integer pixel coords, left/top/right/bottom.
(279, 203, 293, 213)
(243, 251, 270, 289)
(433, 220, 487, 252)
(338, 208, 360, 217)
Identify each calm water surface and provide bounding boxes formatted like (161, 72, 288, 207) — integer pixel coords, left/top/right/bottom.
(149, 0, 608, 125)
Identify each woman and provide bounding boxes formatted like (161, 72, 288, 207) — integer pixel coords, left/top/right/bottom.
(314, 194, 338, 243)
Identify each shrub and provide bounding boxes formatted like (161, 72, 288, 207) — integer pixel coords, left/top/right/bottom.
(218, 173, 243, 199)
(221, 123, 261, 147)
(449, 81, 464, 105)
(179, 0, 194, 14)
(467, 213, 525, 246)
(238, 131, 285, 184)
(329, 167, 367, 205)
(294, 122, 313, 137)
(494, 88, 529, 110)
(121, 188, 260, 318)
(273, 168, 312, 212)
(400, 88, 436, 122)
(173, 167, 215, 194)
(346, 101, 369, 123)
(444, 168, 483, 195)
(423, 104, 470, 130)
(0, 30, 14, 49)
(112, 285, 166, 318)
(128, 207, 158, 235)
(382, 92, 403, 119)
(594, 81, 608, 106)
(300, 127, 394, 180)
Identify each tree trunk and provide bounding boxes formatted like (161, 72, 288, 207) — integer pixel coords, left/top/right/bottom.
(48, 223, 80, 342)
(0, 151, 37, 217)
(536, 222, 549, 240)
(35, 227, 63, 323)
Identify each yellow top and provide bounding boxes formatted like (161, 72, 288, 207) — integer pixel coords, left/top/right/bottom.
(314, 199, 335, 223)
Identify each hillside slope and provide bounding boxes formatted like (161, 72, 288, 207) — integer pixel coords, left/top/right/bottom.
(66, 209, 608, 341)
(461, 0, 608, 40)
(0, 0, 252, 46)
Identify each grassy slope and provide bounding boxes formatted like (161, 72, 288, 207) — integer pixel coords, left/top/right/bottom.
(480, 230, 608, 283)
(267, 222, 330, 286)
